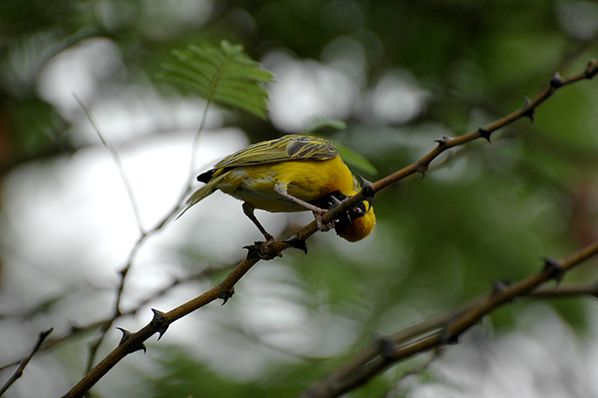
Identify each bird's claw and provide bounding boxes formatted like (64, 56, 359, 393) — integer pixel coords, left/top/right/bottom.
(327, 195, 343, 208)
(313, 209, 333, 231)
(243, 238, 281, 260)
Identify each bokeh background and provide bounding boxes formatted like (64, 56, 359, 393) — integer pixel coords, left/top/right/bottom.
(1, 1, 598, 397)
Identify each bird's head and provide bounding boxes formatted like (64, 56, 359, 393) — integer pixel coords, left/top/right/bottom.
(334, 200, 376, 242)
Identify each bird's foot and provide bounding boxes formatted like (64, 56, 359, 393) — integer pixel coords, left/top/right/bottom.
(313, 208, 334, 231)
(243, 238, 281, 260)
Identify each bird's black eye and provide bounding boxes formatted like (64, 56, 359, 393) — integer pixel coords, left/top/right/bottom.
(333, 200, 367, 230)
(351, 203, 366, 218)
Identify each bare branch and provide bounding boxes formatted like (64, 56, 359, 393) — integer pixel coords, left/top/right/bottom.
(0, 328, 53, 396)
(188, 99, 212, 184)
(74, 95, 145, 234)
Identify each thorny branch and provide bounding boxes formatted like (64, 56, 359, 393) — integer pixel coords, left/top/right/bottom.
(301, 241, 598, 398)
(59, 60, 597, 398)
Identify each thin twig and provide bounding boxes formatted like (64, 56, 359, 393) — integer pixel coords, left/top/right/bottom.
(188, 99, 212, 183)
(74, 95, 144, 234)
(0, 328, 53, 396)
(59, 60, 598, 398)
(0, 289, 74, 321)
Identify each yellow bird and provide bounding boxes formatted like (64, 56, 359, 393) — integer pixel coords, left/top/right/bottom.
(181, 134, 375, 242)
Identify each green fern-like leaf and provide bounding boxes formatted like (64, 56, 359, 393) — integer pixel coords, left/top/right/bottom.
(160, 40, 273, 119)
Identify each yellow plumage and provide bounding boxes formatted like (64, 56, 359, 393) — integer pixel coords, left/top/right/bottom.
(181, 134, 375, 242)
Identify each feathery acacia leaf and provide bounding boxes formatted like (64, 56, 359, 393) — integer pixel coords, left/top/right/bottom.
(160, 40, 273, 119)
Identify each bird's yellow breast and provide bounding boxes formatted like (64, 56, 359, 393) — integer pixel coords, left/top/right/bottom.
(215, 156, 356, 212)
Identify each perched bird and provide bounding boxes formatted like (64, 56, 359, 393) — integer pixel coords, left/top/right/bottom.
(180, 134, 375, 242)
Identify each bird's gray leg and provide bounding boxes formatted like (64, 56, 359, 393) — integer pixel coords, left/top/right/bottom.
(242, 202, 274, 241)
(273, 183, 330, 231)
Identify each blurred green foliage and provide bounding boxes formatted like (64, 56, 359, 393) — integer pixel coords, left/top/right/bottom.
(1, 0, 597, 397)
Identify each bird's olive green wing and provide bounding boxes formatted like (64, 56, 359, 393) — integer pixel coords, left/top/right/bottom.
(213, 134, 338, 169)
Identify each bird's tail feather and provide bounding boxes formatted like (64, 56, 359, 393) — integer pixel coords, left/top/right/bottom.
(176, 182, 217, 219)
